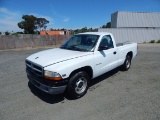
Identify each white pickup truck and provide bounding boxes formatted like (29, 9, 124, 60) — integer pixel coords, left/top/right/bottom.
(26, 32, 137, 98)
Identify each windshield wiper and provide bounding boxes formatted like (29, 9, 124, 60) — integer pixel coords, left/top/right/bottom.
(60, 46, 69, 50)
(61, 46, 89, 52)
(73, 47, 89, 52)
(60, 46, 65, 49)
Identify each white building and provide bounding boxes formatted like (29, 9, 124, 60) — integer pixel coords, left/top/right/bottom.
(99, 11, 160, 43)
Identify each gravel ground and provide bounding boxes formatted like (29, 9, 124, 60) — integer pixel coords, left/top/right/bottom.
(0, 44, 160, 120)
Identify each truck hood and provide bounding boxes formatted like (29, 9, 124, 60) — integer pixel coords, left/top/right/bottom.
(26, 48, 93, 67)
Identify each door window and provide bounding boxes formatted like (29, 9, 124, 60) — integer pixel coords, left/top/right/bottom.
(99, 35, 114, 49)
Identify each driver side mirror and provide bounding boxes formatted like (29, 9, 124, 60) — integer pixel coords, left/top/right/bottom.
(98, 45, 109, 51)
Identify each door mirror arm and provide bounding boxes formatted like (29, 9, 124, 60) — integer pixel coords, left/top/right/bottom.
(98, 45, 109, 51)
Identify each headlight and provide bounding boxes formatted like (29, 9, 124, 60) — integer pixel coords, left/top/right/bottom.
(44, 70, 62, 81)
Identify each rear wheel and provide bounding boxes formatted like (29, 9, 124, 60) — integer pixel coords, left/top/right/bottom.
(67, 71, 90, 99)
(121, 55, 131, 71)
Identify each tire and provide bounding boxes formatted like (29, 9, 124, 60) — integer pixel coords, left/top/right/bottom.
(121, 55, 131, 71)
(66, 71, 90, 99)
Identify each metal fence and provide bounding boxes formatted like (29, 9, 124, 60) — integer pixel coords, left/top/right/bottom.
(0, 34, 71, 50)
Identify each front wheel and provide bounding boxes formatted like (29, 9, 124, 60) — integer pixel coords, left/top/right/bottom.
(121, 55, 131, 71)
(66, 71, 90, 99)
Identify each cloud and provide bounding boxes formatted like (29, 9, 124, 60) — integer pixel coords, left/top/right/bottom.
(0, 7, 22, 32)
(0, 7, 19, 16)
(0, 8, 54, 32)
(63, 18, 70, 22)
(49, 5, 70, 24)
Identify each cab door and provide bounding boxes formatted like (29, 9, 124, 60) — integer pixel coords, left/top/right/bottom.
(94, 35, 118, 77)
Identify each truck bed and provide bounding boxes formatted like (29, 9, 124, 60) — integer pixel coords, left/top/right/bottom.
(116, 41, 134, 47)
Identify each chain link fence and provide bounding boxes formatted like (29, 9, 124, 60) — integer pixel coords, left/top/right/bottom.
(0, 34, 71, 50)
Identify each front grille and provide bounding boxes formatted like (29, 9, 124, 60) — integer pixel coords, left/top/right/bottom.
(26, 60, 68, 87)
(26, 60, 43, 76)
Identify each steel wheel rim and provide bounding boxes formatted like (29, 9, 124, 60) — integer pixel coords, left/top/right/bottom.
(126, 59, 130, 68)
(75, 77, 87, 94)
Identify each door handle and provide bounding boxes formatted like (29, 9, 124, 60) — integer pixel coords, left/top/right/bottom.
(113, 51, 117, 54)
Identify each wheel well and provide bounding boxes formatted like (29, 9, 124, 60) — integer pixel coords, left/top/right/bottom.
(127, 51, 133, 59)
(69, 66, 93, 79)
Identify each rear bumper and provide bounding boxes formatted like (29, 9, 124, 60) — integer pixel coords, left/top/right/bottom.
(27, 74, 67, 94)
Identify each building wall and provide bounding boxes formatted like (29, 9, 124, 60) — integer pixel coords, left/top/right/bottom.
(98, 28, 160, 43)
(111, 12, 118, 28)
(40, 30, 70, 35)
(111, 11, 160, 28)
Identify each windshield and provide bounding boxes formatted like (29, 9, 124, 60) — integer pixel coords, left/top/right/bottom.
(60, 34, 99, 52)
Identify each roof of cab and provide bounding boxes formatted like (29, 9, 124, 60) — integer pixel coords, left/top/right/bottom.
(77, 32, 111, 36)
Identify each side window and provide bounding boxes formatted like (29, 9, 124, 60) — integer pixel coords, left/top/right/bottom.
(99, 35, 114, 49)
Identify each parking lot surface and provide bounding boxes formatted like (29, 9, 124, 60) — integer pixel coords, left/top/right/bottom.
(0, 44, 160, 120)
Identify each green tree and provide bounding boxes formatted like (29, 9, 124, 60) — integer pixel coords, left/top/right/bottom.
(0, 32, 2, 35)
(12, 32, 23, 35)
(80, 27, 88, 33)
(88, 28, 93, 31)
(106, 22, 111, 28)
(36, 18, 49, 31)
(18, 15, 37, 34)
(101, 22, 111, 28)
(18, 15, 49, 34)
(5, 31, 10, 35)
(102, 25, 106, 28)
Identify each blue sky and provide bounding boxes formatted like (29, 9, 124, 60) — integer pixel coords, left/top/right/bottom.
(0, 0, 160, 32)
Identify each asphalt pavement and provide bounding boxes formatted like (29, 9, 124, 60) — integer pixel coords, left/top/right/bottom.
(0, 44, 160, 120)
